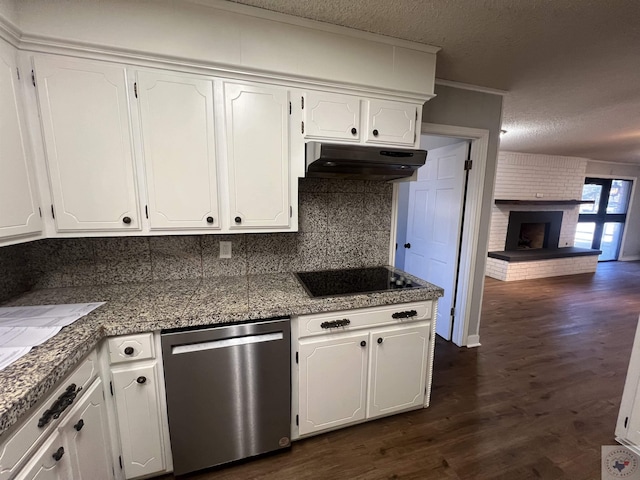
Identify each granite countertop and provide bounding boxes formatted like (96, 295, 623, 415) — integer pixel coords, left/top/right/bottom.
(0, 268, 442, 439)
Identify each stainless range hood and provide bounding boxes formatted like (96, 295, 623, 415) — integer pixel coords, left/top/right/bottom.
(305, 142, 427, 181)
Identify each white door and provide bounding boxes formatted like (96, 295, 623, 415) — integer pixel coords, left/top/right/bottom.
(298, 332, 368, 435)
(137, 70, 220, 230)
(223, 82, 290, 229)
(13, 431, 69, 480)
(61, 379, 113, 480)
(404, 141, 467, 340)
(367, 323, 429, 419)
(111, 362, 165, 479)
(34, 56, 139, 232)
(303, 91, 360, 142)
(0, 40, 42, 239)
(364, 100, 417, 146)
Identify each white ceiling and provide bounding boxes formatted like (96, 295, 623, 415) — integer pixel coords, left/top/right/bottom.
(229, 0, 640, 164)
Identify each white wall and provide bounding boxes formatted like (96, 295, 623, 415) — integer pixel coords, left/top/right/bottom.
(586, 161, 640, 260)
(490, 152, 588, 251)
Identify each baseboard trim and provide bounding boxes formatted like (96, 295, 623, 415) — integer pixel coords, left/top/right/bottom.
(466, 335, 481, 348)
(620, 256, 640, 262)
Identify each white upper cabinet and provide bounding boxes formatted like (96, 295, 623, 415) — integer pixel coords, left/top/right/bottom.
(303, 92, 360, 142)
(0, 41, 42, 240)
(137, 70, 220, 231)
(33, 56, 140, 232)
(364, 99, 419, 147)
(223, 81, 290, 230)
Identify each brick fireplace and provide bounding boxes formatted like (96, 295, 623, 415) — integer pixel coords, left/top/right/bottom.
(485, 152, 600, 282)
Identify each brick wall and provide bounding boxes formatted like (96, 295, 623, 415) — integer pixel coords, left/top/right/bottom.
(489, 152, 588, 252)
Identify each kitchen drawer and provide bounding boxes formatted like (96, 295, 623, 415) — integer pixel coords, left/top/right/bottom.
(297, 301, 432, 338)
(108, 333, 154, 364)
(0, 350, 98, 480)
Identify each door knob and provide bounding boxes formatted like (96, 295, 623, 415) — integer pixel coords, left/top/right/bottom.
(122, 216, 132, 224)
(360, 340, 366, 347)
(377, 337, 383, 344)
(351, 127, 357, 135)
(206, 216, 214, 224)
(404, 243, 411, 249)
(372, 129, 379, 137)
(124, 346, 134, 355)
(136, 376, 147, 384)
(52, 447, 64, 462)
(234, 216, 242, 224)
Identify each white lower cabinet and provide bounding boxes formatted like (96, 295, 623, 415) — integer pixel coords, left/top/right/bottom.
(13, 431, 70, 480)
(298, 331, 369, 435)
(294, 301, 436, 438)
(616, 316, 640, 453)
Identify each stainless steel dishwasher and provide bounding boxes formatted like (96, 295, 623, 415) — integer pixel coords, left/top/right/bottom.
(161, 318, 291, 475)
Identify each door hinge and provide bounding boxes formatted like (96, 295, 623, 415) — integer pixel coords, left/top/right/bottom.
(16, 67, 20, 80)
(296, 414, 299, 426)
(50, 205, 55, 219)
(38, 207, 42, 218)
(31, 70, 35, 87)
(464, 160, 473, 171)
(109, 381, 114, 396)
(301, 96, 304, 109)
(290, 205, 293, 218)
(145, 205, 149, 219)
(295, 351, 298, 364)
(119, 456, 123, 469)
(289, 101, 291, 115)
(415, 109, 418, 121)
(450, 307, 455, 317)
(134, 82, 138, 98)
(301, 121, 304, 134)
(625, 416, 629, 428)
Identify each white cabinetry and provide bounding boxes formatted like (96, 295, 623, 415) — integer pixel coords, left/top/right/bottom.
(13, 431, 69, 480)
(616, 316, 640, 453)
(294, 301, 436, 438)
(107, 333, 169, 479)
(33, 56, 140, 233)
(136, 70, 220, 231)
(0, 40, 42, 241)
(302, 91, 421, 148)
(223, 81, 291, 230)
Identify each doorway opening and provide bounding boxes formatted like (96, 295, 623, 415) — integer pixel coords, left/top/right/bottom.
(575, 177, 633, 261)
(394, 134, 471, 342)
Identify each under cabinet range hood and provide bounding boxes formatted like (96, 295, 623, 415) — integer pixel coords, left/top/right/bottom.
(305, 142, 427, 181)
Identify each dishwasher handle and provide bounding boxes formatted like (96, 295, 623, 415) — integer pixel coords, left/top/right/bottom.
(171, 331, 284, 355)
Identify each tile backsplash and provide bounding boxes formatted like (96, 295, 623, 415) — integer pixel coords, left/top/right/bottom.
(0, 178, 393, 299)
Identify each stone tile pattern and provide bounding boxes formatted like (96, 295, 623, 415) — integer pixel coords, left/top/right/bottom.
(489, 152, 588, 253)
(0, 269, 443, 437)
(12, 178, 392, 289)
(485, 255, 598, 282)
(0, 243, 32, 303)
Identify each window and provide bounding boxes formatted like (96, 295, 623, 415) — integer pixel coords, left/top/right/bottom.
(575, 178, 632, 261)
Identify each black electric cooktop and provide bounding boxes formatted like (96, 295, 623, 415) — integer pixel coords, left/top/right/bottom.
(295, 266, 420, 298)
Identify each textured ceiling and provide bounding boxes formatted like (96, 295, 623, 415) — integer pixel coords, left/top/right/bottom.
(229, 0, 640, 164)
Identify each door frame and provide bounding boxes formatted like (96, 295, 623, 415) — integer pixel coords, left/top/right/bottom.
(389, 123, 489, 347)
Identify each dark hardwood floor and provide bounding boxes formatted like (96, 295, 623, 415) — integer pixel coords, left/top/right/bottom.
(161, 262, 640, 480)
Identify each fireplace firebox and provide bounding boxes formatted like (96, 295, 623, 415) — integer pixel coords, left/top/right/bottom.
(505, 211, 563, 251)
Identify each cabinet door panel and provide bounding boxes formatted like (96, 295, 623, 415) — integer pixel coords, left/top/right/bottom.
(224, 82, 290, 229)
(138, 71, 219, 230)
(13, 431, 69, 480)
(62, 379, 113, 480)
(367, 323, 429, 419)
(112, 363, 164, 479)
(365, 100, 417, 146)
(34, 56, 139, 232)
(0, 41, 41, 239)
(304, 92, 360, 141)
(298, 332, 368, 435)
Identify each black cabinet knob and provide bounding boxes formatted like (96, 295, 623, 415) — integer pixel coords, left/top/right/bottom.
(206, 216, 214, 224)
(52, 447, 64, 462)
(360, 340, 366, 347)
(377, 337, 383, 344)
(234, 216, 242, 224)
(122, 216, 132, 224)
(124, 346, 134, 355)
(73, 419, 84, 431)
(372, 129, 379, 137)
(351, 127, 357, 135)
(136, 376, 147, 384)
(404, 243, 411, 249)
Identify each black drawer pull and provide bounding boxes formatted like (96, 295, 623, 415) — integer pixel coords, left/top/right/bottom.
(392, 310, 418, 319)
(360, 340, 366, 347)
(73, 419, 84, 431)
(38, 384, 82, 428)
(320, 319, 351, 329)
(52, 447, 64, 462)
(377, 337, 383, 344)
(137, 376, 147, 384)
(124, 346, 134, 355)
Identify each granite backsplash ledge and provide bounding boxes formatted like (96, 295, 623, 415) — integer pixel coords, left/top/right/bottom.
(2, 178, 394, 294)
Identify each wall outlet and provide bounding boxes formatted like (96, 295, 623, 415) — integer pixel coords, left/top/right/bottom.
(535, 193, 544, 198)
(219, 241, 232, 259)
